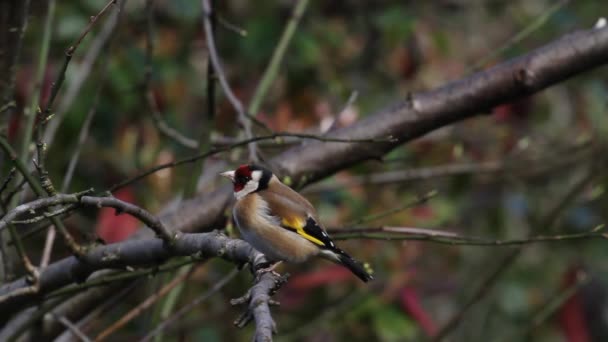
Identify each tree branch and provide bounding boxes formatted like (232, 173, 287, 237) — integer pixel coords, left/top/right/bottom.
(0, 232, 273, 323)
(5, 24, 608, 339)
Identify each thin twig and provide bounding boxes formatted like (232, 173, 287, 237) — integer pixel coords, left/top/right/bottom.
(46, 258, 196, 299)
(324, 90, 358, 133)
(51, 313, 92, 342)
(17, 0, 55, 174)
(0, 192, 92, 231)
(2, 178, 27, 208)
(470, 0, 569, 71)
(4, 297, 64, 341)
(39, 226, 55, 268)
(79, 196, 175, 243)
(139, 268, 239, 342)
(95, 264, 198, 341)
(432, 250, 521, 342)
(217, 14, 247, 37)
(43, 0, 126, 273)
(53, 281, 139, 342)
(345, 190, 437, 226)
(0, 192, 175, 244)
(44, 3, 121, 147)
(109, 132, 396, 192)
(201, 0, 257, 161)
(432, 166, 597, 341)
(144, 0, 198, 150)
(5, 0, 54, 278)
(521, 270, 588, 341)
(304, 161, 504, 194)
(12, 204, 77, 225)
(0, 0, 31, 120)
(147, 91, 199, 149)
(0, 136, 84, 255)
(43, 0, 118, 121)
(303, 146, 591, 194)
(0, 168, 16, 196)
(248, 0, 310, 118)
(61, 91, 101, 193)
(330, 224, 607, 246)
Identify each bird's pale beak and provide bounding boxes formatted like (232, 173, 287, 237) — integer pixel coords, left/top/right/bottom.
(220, 170, 235, 182)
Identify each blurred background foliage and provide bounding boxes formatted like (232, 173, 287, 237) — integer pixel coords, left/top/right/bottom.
(5, 0, 608, 341)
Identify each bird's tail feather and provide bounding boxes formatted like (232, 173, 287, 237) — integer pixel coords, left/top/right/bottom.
(330, 249, 373, 282)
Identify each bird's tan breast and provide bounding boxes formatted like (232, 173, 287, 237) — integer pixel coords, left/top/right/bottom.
(233, 194, 319, 263)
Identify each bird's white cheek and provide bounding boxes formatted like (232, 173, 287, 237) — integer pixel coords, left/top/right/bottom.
(234, 180, 259, 200)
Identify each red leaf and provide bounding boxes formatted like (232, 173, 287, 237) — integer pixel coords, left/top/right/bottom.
(95, 188, 140, 243)
(400, 286, 437, 337)
(286, 265, 353, 291)
(557, 267, 590, 342)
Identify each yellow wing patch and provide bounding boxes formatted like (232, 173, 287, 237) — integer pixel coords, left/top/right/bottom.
(281, 217, 324, 246)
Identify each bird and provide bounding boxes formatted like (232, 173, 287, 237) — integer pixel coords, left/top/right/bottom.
(220, 164, 373, 282)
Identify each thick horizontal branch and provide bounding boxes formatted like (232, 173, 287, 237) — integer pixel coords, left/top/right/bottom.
(0, 232, 262, 320)
(274, 27, 608, 183)
(168, 25, 608, 233)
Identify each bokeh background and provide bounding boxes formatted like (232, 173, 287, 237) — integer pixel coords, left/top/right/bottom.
(4, 0, 608, 341)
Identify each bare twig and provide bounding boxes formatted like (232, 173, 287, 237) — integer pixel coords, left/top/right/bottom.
(43, 0, 127, 275)
(95, 264, 197, 341)
(18, 0, 55, 173)
(0, 0, 30, 120)
(139, 268, 239, 341)
(0, 231, 272, 321)
(432, 250, 521, 342)
(144, 0, 198, 150)
(432, 167, 597, 341)
(147, 91, 199, 149)
(42, 0, 118, 121)
(345, 190, 437, 226)
(330, 224, 607, 246)
(0, 168, 16, 196)
(1, 178, 26, 208)
(53, 281, 138, 342)
(39, 226, 55, 268)
(324, 90, 358, 133)
(0, 136, 84, 255)
(46, 258, 195, 299)
(471, 0, 569, 71)
(217, 14, 247, 37)
(519, 270, 589, 341)
(0, 192, 175, 244)
(201, 0, 257, 161)
(303, 145, 591, 193)
(248, 0, 310, 118)
(51, 313, 92, 342)
(61, 92, 101, 193)
(44, 3, 121, 147)
(12, 204, 77, 225)
(109, 132, 396, 192)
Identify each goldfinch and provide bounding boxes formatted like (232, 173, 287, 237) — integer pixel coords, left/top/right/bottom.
(221, 164, 373, 282)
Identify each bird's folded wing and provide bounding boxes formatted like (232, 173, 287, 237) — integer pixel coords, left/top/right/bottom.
(262, 191, 336, 249)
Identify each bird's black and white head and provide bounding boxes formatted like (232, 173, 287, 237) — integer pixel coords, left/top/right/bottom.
(220, 164, 273, 200)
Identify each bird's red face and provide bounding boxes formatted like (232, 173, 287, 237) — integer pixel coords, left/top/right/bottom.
(220, 164, 271, 199)
(232, 164, 253, 192)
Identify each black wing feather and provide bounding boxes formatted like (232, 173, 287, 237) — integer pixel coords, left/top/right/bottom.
(303, 216, 336, 249)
